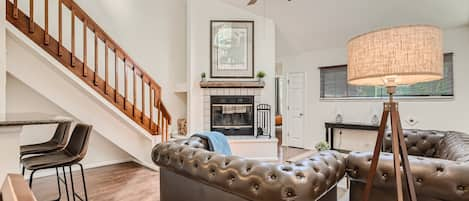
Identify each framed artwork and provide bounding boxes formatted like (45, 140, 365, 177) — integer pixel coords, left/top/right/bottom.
(210, 20, 254, 78)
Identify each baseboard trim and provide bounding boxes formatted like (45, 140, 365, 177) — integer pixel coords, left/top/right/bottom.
(25, 158, 132, 179)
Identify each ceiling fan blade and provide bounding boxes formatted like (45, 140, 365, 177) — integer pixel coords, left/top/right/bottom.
(247, 0, 257, 5)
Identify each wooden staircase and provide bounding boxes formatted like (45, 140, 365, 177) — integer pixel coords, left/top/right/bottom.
(6, 0, 171, 141)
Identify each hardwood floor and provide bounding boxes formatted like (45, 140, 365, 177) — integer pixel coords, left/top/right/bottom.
(29, 162, 159, 201)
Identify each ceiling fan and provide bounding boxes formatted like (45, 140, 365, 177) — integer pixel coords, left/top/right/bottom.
(247, 0, 292, 6)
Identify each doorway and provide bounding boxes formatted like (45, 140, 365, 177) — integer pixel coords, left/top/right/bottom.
(285, 72, 306, 148)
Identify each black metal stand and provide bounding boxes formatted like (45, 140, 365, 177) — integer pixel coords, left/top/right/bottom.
(256, 104, 271, 138)
(27, 163, 89, 201)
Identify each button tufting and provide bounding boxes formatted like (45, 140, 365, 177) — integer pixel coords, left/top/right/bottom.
(313, 166, 320, 173)
(296, 172, 305, 180)
(416, 178, 423, 183)
(285, 188, 296, 197)
(252, 183, 260, 191)
(229, 175, 236, 182)
(282, 166, 293, 172)
(270, 174, 277, 180)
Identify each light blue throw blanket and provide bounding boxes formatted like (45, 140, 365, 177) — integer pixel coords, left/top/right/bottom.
(192, 131, 232, 156)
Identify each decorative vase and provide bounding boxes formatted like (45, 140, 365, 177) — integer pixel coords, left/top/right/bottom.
(335, 114, 343, 123)
(371, 114, 379, 125)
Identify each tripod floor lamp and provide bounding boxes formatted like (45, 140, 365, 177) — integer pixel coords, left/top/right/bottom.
(347, 25, 443, 201)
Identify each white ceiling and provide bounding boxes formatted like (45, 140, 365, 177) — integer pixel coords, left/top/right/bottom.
(221, 0, 469, 58)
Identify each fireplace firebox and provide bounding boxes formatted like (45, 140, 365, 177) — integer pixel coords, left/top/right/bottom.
(211, 96, 254, 136)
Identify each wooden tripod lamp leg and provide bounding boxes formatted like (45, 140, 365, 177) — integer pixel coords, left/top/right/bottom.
(395, 109, 418, 201)
(362, 103, 390, 201)
(390, 103, 404, 201)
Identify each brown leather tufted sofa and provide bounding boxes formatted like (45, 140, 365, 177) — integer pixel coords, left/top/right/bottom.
(347, 129, 469, 201)
(152, 136, 346, 201)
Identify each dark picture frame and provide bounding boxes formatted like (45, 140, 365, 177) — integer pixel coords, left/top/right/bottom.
(210, 20, 255, 78)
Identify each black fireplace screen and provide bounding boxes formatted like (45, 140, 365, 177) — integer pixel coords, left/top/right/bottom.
(211, 96, 254, 136)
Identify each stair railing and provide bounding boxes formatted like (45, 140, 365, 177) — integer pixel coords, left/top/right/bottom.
(6, 0, 171, 141)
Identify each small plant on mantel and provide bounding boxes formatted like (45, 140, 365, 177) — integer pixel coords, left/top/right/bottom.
(201, 72, 207, 82)
(315, 141, 331, 152)
(256, 71, 266, 81)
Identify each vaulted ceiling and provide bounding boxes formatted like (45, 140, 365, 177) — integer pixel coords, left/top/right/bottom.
(221, 0, 469, 58)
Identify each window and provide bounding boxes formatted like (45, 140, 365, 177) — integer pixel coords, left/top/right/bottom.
(320, 53, 454, 99)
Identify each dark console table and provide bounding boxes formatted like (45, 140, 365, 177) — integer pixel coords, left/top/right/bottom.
(325, 122, 380, 152)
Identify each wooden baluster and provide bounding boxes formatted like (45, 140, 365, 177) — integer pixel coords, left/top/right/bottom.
(124, 60, 128, 110)
(164, 119, 168, 142)
(13, 0, 18, 19)
(71, 8, 75, 66)
(133, 69, 137, 116)
(29, 0, 34, 33)
(83, 20, 88, 76)
(141, 78, 145, 123)
(94, 32, 98, 86)
(162, 118, 165, 142)
(58, 0, 62, 56)
(104, 43, 109, 94)
(114, 51, 119, 102)
(149, 87, 154, 131)
(157, 101, 162, 135)
(44, 0, 49, 45)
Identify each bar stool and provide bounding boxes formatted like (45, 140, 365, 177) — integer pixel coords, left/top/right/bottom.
(20, 122, 71, 173)
(21, 124, 93, 201)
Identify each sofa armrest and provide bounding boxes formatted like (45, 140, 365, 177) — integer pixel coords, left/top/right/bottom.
(383, 129, 445, 157)
(152, 142, 345, 201)
(347, 152, 469, 201)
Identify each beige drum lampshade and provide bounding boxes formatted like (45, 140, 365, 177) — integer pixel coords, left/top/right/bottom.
(347, 25, 443, 86)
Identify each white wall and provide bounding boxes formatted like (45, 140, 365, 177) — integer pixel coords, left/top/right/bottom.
(6, 30, 155, 167)
(13, 0, 188, 132)
(279, 26, 469, 149)
(0, 0, 6, 114)
(6, 75, 132, 168)
(187, 0, 276, 134)
(76, 0, 187, 130)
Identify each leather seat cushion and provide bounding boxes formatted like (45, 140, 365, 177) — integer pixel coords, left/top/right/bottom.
(22, 151, 80, 170)
(20, 141, 64, 156)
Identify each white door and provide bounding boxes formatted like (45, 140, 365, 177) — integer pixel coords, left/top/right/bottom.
(286, 72, 306, 148)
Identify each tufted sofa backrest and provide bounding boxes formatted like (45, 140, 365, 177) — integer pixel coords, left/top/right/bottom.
(174, 136, 210, 150)
(384, 129, 469, 161)
(439, 131, 469, 162)
(384, 129, 445, 157)
(152, 142, 346, 201)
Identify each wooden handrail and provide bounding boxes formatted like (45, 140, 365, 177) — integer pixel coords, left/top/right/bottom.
(6, 0, 171, 139)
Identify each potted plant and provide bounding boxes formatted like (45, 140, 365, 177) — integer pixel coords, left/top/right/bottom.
(201, 72, 207, 82)
(256, 71, 266, 82)
(314, 141, 331, 152)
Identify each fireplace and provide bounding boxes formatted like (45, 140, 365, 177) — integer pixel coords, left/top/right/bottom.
(211, 96, 254, 136)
